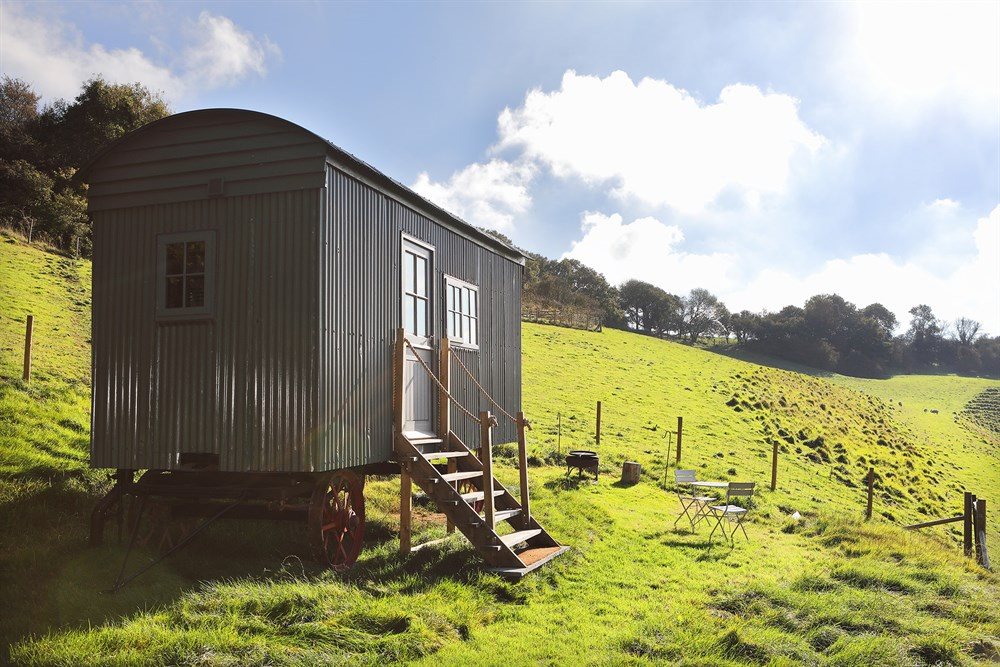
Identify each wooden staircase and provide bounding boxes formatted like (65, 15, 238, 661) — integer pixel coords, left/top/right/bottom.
(393, 331, 568, 578)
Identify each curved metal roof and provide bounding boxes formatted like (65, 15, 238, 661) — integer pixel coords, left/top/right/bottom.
(79, 108, 525, 263)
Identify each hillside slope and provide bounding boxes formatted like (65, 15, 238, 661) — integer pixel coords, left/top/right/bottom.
(2, 236, 998, 665)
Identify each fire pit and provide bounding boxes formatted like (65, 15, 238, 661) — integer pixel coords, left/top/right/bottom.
(566, 450, 599, 481)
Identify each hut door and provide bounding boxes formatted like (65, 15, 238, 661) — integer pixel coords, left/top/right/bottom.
(401, 238, 436, 437)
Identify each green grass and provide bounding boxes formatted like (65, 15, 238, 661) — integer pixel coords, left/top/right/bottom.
(2, 236, 998, 665)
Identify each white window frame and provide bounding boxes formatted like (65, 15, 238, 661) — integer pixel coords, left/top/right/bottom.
(401, 234, 434, 343)
(444, 275, 479, 350)
(156, 230, 215, 320)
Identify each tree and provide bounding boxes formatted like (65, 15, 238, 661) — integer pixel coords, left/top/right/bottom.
(954, 317, 982, 345)
(43, 78, 169, 170)
(730, 310, 760, 344)
(0, 77, 169, 254)
(682, 288, 726, 343)
(0, 77, 41, 163)
(906, 304, 943, 364)
(619, 280, 681, 335)
(860, 303, 897, 339)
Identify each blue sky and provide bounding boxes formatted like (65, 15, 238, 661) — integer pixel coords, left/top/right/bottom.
(2, 1, 998, 332)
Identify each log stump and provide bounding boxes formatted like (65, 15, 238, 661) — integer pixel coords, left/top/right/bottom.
(621, 461, 641, 485)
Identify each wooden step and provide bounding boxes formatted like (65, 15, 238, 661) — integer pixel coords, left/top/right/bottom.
(422, 451, 469, 460)
(487, 546, 571, 580)
(499, 529, 542, 547)
(494, 508, 522, 522)
(458, 489, 505, 503)
(409, 437, 444, 446)
(440, 471, 482, 483)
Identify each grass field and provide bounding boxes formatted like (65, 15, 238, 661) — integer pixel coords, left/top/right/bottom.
(1, 233, 998, 665)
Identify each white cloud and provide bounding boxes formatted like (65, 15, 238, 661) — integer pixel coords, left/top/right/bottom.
(925, 198, 961, 214)
(495, 70, 826, 214)
(181, 12, 281, 90)
(0, 4, 280, 101)
(563, 212, 735, 295)
(730, 205, 1000, 334)
(847, 2, 1000, 121)
(563, 205, 999, 335)
(412, 160, 535, 232)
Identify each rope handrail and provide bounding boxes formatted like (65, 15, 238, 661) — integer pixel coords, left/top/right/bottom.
(401, 337, 481, 425)
(449, 347, 520, 427)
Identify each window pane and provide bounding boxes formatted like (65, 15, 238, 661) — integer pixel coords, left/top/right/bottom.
(166, 243, 184, 275)
(415, 256, 427, 297)
(416, 297, 427, 336)
(404, 295, 416, 334)
(185, 275, 205, 307)
(469, 289, 477, 317)
(469, 318, 477, 345)
(447, 285, 455, 313)
(165, 276, 183, 308)
(186, 241, 205, 274)
(402, 252, 413, 293)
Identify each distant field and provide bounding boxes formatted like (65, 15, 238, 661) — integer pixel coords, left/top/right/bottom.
(2, 235, 998, 665)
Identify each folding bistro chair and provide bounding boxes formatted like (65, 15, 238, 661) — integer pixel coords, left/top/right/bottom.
(673, 469, 714, 533)
(707, 482, 755, 545)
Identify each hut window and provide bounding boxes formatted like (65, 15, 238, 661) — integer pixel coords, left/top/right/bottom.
(156, 231, 214, 318)
(402, 238, 433, 338)
(444, 276, 479, 348)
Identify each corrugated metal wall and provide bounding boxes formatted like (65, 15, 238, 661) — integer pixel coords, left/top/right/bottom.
(89, 109, 522, 473)
(91, 191, 322, 471)
(318, 164, 522, 469)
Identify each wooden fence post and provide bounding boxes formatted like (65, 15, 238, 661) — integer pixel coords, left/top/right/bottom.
(975, 498, 989, 569)
(516, 411, 531, 526)
(770, 442, 779, 491)
(557, 412, 562, 455)
(22, 315, 33, 382)
(480, 411, 495, 529)
(865, 468, 874, 521)
(675, 416, 683, 463)
(399, 471, 412, 556)
(964, 492, 974, 557)
(596, 401, 602, 446)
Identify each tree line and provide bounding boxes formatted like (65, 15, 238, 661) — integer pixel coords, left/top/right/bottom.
(484, 229, 998, 379)
(0, 76, 169, 255)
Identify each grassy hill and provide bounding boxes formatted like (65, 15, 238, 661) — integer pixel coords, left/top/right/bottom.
(1, 233, 998, 665)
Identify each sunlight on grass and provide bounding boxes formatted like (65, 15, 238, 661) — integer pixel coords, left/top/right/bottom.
(2, 238, 998, 665)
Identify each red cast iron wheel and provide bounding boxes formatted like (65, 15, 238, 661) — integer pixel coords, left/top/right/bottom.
(309, 470, 365, 571)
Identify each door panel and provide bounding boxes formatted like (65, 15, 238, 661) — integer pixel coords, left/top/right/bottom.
(403, 346, 434, 435)
(401, 237, 435, 437)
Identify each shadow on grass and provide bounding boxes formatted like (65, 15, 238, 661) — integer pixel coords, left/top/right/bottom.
(543, 475, 599, 491)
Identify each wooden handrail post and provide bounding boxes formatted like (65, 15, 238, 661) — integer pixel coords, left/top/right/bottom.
(517, 411, 531, 526)
(964, 492, 974, 557)
(676, 416, 683, 463)
(400, 470, 412, 556)
(865, 468, 874, 521)
(595, 401, 602, 445)
(22, 315, 33, 382)
(480, 410, 495, 529)
(770, 442, 779, 491)
(446, 458, 456, 534)
(393, 328, 405, 438)
(438, 337, 450, 439)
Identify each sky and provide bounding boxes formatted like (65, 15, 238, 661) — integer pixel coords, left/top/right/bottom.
(2, 1, 998, 333)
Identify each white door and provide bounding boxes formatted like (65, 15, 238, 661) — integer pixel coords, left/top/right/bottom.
(401, 238, 435, 437)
